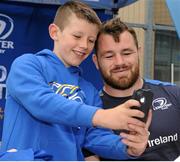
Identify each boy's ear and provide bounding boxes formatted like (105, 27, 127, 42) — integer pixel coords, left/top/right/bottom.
(49, 23, 59, 41)
(92, 54, 99, 70)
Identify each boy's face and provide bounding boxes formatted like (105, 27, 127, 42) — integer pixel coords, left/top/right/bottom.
(93, 31, 140, 90)
(54, 14, 99, 67)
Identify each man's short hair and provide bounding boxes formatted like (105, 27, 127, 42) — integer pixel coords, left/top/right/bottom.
(95, 17, 138, 53)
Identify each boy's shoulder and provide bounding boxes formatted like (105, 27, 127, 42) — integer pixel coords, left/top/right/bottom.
(13, 49, 50, 65)
(13, 53, 36, 64)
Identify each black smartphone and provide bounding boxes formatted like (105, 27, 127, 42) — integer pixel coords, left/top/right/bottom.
(131, 89, 153, 122)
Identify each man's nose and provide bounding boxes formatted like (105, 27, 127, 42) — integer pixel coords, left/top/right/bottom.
(114, 54, 124, 64)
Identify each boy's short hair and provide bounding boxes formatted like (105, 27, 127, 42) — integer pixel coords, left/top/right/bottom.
(53, 0, 101, 30)
(95, 17, 138, 53)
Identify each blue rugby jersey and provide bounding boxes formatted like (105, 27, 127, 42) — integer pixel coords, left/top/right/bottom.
(100, 79, 180, 161)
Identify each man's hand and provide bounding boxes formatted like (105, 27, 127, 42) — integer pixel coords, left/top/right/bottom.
(92, 99, 145, 130)
(85, 155, 100, 161)
(120, 109, 152, 157)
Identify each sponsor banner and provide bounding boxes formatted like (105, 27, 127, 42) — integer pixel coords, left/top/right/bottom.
(9, 0, 138, 10)
(0, 1, 112, 140)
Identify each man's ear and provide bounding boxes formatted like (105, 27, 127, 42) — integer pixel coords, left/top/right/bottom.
(138, 46, 142, 57)
(92, 54, 99, 70)
(49, 23, 59, 41)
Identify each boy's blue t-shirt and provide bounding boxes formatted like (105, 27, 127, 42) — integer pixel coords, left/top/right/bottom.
(1, 49, 131, 160)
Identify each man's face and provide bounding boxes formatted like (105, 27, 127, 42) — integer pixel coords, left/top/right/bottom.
(94, 31, 140, 90)
(54, 14, 99, 67)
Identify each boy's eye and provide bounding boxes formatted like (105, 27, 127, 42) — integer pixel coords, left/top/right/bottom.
(89, 39, 95, 44)
(73, 35, 81, 39)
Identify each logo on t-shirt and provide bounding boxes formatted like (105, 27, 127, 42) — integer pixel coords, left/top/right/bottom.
(49, 82, 86, 103)
(152, 97, 172, 110)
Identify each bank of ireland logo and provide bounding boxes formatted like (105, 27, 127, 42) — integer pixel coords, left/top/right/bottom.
(0, 13, 14, 39)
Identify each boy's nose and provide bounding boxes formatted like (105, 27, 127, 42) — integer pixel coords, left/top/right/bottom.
(79, 39, 88, 49)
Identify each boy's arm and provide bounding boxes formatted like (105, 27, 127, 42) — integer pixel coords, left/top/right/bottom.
(6, 54, 98, 127)
(84, 119, 150, 160)
(92, 99, 145, 130)
(8, 54, 145, 130)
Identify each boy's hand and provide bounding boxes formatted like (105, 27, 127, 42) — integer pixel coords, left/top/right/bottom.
(92, 99, 145, 130)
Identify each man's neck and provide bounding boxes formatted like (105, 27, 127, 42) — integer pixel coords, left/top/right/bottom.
(103, 78, 144, 97)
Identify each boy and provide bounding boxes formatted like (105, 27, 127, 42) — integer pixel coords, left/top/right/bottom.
(1, 1, 150, 160)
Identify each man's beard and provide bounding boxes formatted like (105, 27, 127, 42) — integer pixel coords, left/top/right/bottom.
(99, 63, 139, 90)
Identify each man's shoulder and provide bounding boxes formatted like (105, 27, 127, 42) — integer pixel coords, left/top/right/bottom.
(145, 79, 174, 86)
(144, 79, 178, 90)
(144, 79, 180, 97)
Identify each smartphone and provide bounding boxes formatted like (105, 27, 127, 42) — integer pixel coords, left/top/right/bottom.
(131, 89, 153, 122)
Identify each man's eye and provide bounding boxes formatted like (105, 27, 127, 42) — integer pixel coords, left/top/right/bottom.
(105, 55, 113, 58)
(123, 53, 131, 55)
(123, 52, 134, 55)
(122, 51, 135, 55)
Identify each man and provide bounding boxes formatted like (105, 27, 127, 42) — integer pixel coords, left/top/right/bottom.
(1, 1, 150, 161)
(93, 17, 180, 161)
